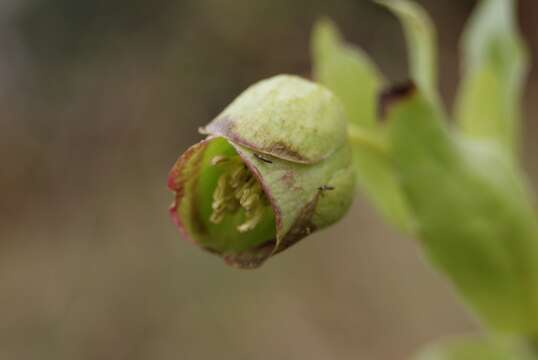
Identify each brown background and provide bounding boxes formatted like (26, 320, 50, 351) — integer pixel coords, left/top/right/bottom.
(1, 0, 538, 359)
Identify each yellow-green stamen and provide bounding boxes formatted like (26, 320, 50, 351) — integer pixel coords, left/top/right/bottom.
(210, 155, 269, 232)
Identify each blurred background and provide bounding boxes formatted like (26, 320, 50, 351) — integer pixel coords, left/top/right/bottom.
(1, 0, 538, 359)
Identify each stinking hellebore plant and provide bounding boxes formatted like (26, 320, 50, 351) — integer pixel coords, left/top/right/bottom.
(169, 0, 538, 357)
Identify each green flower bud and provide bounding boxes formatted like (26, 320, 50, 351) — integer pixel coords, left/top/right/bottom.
(168, 75, 355, 268)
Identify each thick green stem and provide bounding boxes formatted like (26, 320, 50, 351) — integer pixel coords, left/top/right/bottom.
(347, 125, 390, 157)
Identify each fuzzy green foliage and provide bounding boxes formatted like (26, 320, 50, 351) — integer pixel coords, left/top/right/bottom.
(388, 90, 538, 333)
(456, 0, 529, 159)
(311, 0, 538, 356)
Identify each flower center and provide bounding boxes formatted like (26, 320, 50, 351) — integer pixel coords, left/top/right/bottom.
(210, 155, 268, 232)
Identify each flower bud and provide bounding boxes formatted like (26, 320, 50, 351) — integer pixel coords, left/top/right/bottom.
(168, 75, 355, 268)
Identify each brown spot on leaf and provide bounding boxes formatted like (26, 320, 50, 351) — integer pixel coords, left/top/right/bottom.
(281, 171, 295, 187)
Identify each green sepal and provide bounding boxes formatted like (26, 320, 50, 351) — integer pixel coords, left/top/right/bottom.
(204, 75, 347, 164)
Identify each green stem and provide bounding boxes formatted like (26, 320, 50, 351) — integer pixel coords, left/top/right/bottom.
(347, 125, 390, 157)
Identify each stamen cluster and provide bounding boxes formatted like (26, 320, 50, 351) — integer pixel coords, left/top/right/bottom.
(210, 155, 268, 232)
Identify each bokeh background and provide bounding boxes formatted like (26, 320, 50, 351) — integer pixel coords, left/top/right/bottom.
(2, 0, 538, 359)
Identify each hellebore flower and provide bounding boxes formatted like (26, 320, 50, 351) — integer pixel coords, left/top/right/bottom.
(168, 75, 355, 268)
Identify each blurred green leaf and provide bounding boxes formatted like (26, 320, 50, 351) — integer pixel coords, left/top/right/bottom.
(311, 18, 383, 128)
(376, 0, 438, 98)
(455, 0, 529, 158)
(415, 336, 535, 360)
(388, 88, 538, 333)
(311, 19, 414, 232)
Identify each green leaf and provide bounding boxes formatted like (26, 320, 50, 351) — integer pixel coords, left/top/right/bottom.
(311, 18, 383, 128)
(415, 336, 535, 360)
(387, 89, 538, 333)
(311, 19, 414, 232)
(376, 0, 438, 98)
(456, 0, 529, 157)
